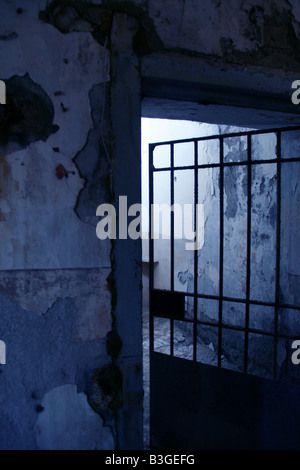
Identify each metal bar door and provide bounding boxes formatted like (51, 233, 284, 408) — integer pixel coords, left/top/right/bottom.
(148, 125, 300, 450)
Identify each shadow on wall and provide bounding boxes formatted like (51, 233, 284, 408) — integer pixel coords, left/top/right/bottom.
(0, 74, 59, 155)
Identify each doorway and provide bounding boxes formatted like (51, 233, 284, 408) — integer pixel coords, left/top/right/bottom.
(141, 118, 220, 448)
(141, 116, 300, 449)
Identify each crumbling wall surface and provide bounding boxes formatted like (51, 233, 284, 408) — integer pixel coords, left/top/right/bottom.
(38, 0, 300, 71)
(0, 0, 115, 450)
(148, 0, 300, 68)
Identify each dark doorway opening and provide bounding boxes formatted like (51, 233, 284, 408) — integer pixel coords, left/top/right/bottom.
(141, 104, 300, 449)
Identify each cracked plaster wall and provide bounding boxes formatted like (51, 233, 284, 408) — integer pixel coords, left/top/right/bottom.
(0, 0, 114, 450)
(149, 0, 300, 66)
(0, 0, 300, 451)
(37, 0, 300, 71)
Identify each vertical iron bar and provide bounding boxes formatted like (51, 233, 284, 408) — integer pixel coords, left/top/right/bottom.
(244, 134, 252, 373)
(193, 140, 198, 361)
(274, 131, 281, 380)
(170, 143, 175, 356)
(149, 144, 155, 353)
(218, 137, 224, 367)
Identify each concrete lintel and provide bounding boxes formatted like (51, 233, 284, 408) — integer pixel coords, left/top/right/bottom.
(141, 52, 300, 117)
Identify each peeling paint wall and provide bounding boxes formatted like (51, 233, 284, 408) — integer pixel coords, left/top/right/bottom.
(37, 0, 300, 73)
(0, 0, 299, 450)
(0, 0, 114, 450)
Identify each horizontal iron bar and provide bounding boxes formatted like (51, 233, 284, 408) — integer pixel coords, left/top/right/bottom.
(152, 314, 299, 340)
(150, 288, 300, 310)
(149, 125, 300, 148)
(151, 156, 300, 172)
